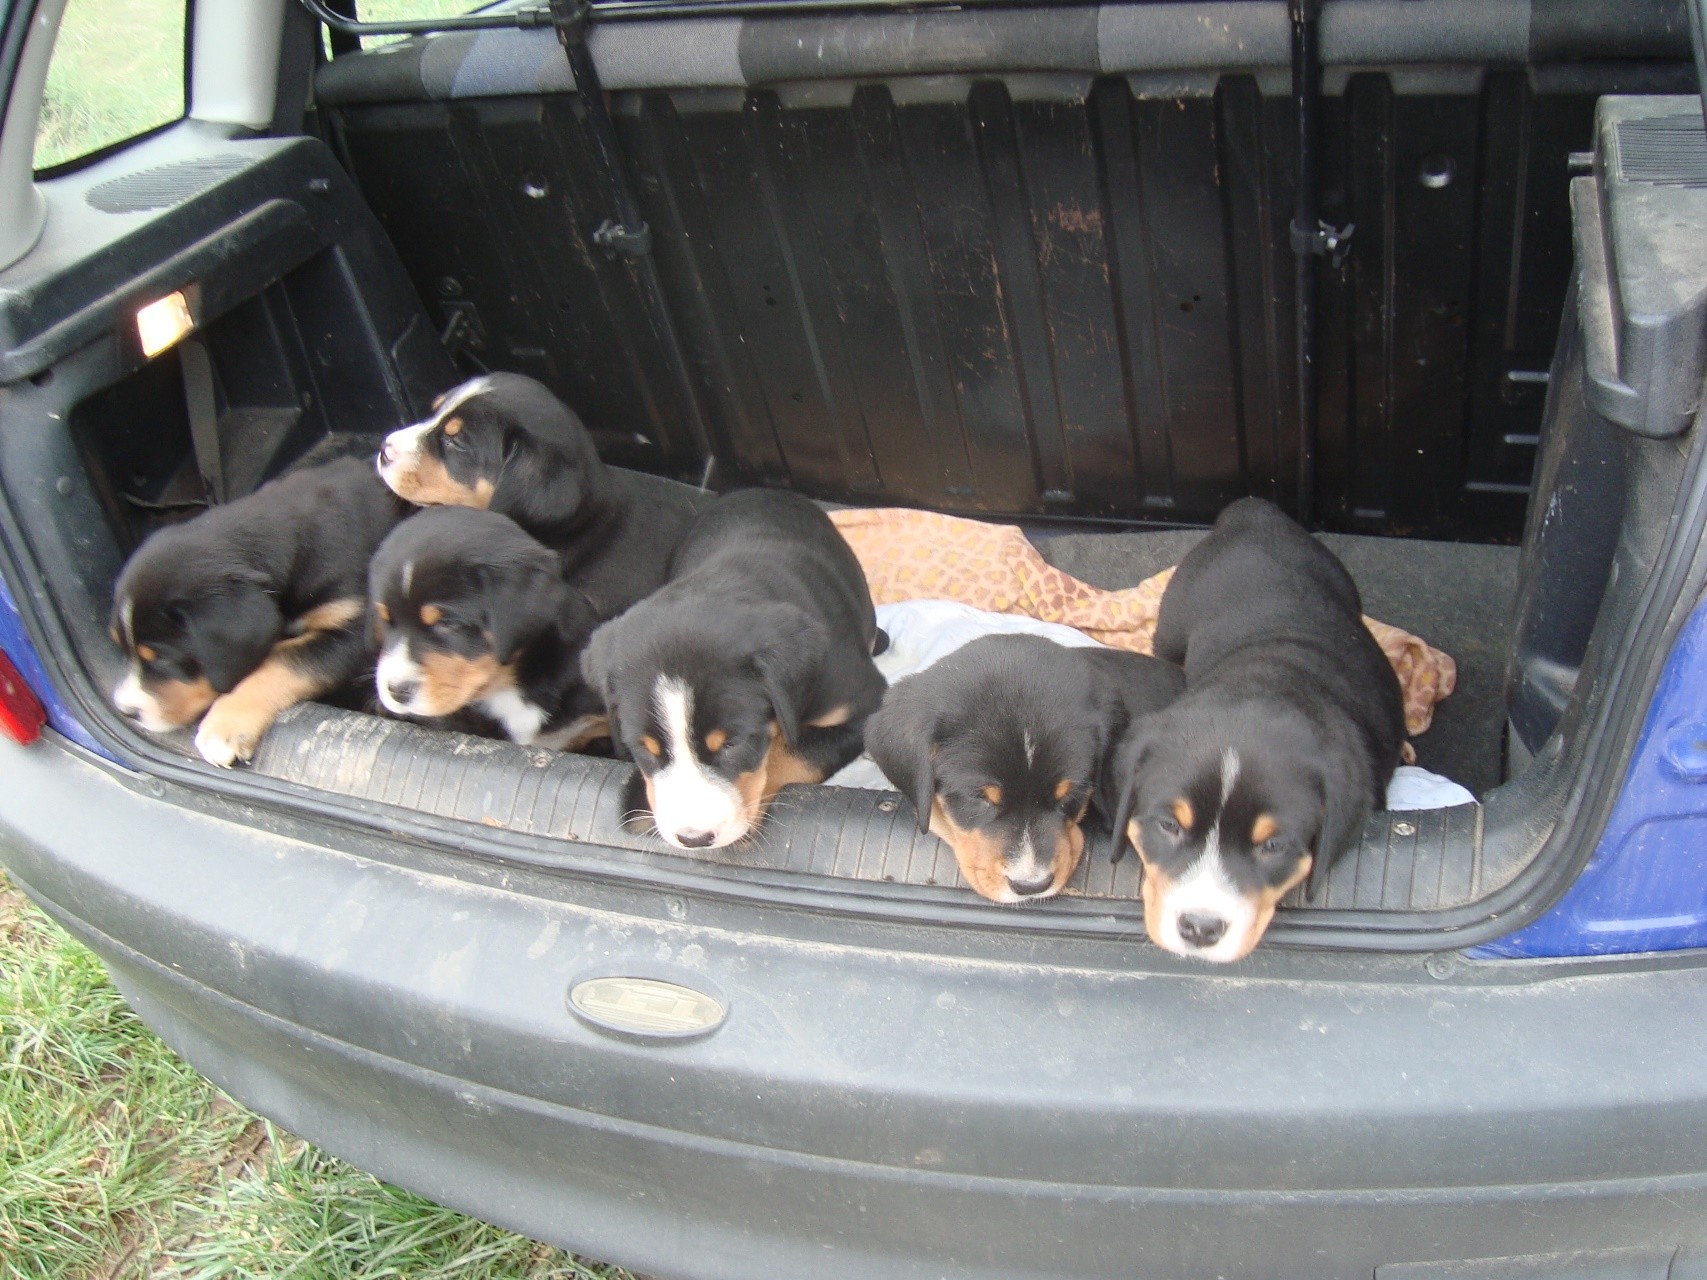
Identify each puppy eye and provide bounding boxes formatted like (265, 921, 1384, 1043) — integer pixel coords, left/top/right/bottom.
(1155, 815, 1181, 838)
(440, 430, 468, 452)
(1259, 836, 1290, 858)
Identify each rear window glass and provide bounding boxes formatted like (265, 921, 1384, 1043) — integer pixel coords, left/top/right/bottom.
(356, 0, 487, 48)
(34, 0, 187, 173)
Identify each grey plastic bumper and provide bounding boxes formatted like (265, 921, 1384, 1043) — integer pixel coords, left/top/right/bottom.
(5, 731, 1707, 1280)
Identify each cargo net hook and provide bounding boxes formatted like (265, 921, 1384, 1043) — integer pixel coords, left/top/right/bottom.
(1290, 217, 1355, 269)
(548, 0, 654, 259)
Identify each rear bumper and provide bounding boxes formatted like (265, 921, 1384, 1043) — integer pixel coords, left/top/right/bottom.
(6, 732, 1707, 1280)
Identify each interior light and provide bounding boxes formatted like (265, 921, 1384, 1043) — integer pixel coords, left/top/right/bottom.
(136, 290, 195, 358)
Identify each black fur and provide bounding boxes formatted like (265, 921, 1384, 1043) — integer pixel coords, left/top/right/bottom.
(109, 457, 404, 761)
(1108, 497, 1406, 919)
(368, 507, 604, 746)
(581, 489, 886, 847)
(376, 372, 708, 618)
(866, 635, 1183, 900)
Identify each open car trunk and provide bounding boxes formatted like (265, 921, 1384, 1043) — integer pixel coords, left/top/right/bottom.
(4, 1, 1706, 955)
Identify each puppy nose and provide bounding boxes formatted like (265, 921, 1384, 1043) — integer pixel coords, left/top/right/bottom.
(674, 829, 716, 849)
(380, 441, 399, 464)
(385, 678, 419, 704)
(1007, 871, 1056, 897)
(1177, 912, 1228, 949)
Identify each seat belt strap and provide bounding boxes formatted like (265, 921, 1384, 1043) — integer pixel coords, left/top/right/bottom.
(179, 337, 224, 505)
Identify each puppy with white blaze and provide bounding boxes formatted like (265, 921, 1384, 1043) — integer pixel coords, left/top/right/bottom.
(580, 489, 887, 852)
(1109, 498, 1405, 963)
(368, 508, 606, 750)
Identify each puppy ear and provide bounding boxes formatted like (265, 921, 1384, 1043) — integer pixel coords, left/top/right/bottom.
(491, 405, 606, 539)
(578, 615, 622, 707)
(1307, 732, 1377, 900)
(750, 605, 827, 748)
(1103, 722, 1156, 867)
(183, 573, 283, 693)
(482, 557, 565, 660)
(578, 614, 632, 757)
(1086, 680, 1127, 775)
(863, 679, 939, 835)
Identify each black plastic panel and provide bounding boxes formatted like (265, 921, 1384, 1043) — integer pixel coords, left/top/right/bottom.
(250, 701, 1498, 916)
(327, 63, 1691, 537)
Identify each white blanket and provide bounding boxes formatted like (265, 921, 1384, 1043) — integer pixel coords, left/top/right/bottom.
(830, 599, 1475, 810)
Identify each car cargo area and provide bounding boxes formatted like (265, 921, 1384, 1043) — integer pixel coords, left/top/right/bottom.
(19, 1, 1707, 1274)
(3, 1, 1705, 951)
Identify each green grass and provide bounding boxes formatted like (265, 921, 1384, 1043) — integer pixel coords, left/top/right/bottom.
(33, 0, 185, 172)
(33, 0, 487, 170)
(352, 0, 490, 51)
(25, 4, 632, 1260)
(0, 874, 636, 1279)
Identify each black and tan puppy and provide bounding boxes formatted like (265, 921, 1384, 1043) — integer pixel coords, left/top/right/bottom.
(110, 457, 404, 767)
(374, 373, 705, 617)
(868, 635, 1184, 904)
(1109, 497, 1405, 963)
(580, 489, 886, 851)
(370, 508, 606, 750)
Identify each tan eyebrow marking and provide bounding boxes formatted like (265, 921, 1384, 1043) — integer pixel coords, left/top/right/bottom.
(1054, 778, 1074, 801)
(441, 416, 463, 437)
(420, 603, 443, 626)
(136, 644, 157, 663)
(1252, 813, 1278, 845)
(705, 728, 728, 753)
(1171, 797, 1195, 829)
(639, 734, 662, 758)
(980, 784, 1003, 806)
(375, 601, 391, 623)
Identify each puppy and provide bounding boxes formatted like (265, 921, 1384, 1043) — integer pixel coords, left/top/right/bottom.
(1109, 497, 1406, 962)
(867, 635, 1184, 903)
(374, 373, 706, 617)
(369, 507, 606, 750)
(110, 457, 404, 766)
(580, 489, 886, 851)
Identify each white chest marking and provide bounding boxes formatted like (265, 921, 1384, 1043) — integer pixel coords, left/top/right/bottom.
(479, 685, 548, 744)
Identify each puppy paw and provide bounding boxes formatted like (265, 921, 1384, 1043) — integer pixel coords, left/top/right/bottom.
(194, 698, 267, 767)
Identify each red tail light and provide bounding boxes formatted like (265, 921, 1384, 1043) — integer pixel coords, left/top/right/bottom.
(0, 647, 46, 744)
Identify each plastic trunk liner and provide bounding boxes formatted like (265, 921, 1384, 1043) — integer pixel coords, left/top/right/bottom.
(252, 701, 1489, 914)
(244, 524, 1518, 916)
